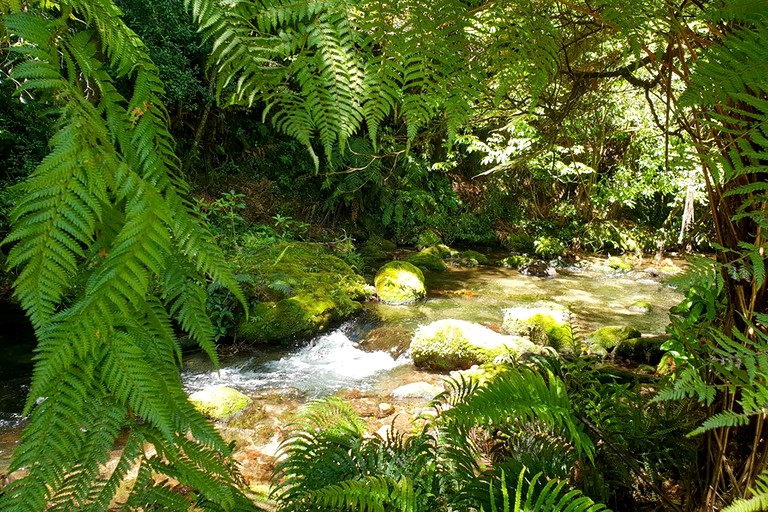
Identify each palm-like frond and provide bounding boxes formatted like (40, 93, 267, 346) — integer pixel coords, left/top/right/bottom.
(0, 2, 247, 510)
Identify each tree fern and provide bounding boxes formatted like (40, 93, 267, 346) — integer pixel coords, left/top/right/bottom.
(0, 2, 249, 510)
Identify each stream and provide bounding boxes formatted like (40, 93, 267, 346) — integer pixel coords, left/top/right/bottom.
(0, 255, 686, 475)
(180, 257, 684, 397)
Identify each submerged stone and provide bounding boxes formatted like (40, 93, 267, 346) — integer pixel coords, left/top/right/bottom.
(410, 319, 540, 371)
(189, 386, 251, 421)
(629, 300, 654, 313)
(375, 261, 427, 304)
(501, 303, 573, 351)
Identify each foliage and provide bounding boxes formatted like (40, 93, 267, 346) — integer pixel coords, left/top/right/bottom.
(0, 1, 252, 509)
(533, 236, 566, 259)
(271, 364, 609, 512)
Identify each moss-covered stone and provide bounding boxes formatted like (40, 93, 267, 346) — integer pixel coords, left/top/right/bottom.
(498, 255, 534, 269)
(374, 261, 427, 304)
(629, 300, 654, 313)
(501, 303, 572, 351)
(188, 386, 252, 420)
(410, 319, 541, 371)
(421, 244, 457, 258)
(587, 326, 642, 352)
(614, 336, 665, 363)
(406, 251, 448, 272)
(360, 236, 397, 262)
(606, 256, 633, 271)
(235, 243, 372, 342)
(458, 250, 489, 265)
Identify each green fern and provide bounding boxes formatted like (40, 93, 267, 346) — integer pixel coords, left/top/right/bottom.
(0, 2, 249, 510)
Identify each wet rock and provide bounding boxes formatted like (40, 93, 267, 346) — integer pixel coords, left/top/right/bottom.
(406, 251, 448, 272)
(520, 259, 558, 278)
(456, 250, 489, 265)
(606, 256, 633, 271)
(378, 403, 395, 417)
(391, 381, 444, 400)
(409, 319, 541, 371)
(498, 255, 533, 269)
(586, 326, 642, 355)
(188, 386, 251, 421)
(629, 300, 654, 313)
(375, 261, 427, 304)
(501, 302, 573, 351)
(645, 267, 660, 278)
(614, 335, 667, 364)
(236, 242, 371, 343)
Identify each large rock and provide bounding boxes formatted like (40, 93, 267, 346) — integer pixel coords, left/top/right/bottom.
(406, 251, 448, 272)
(236, 243, 372, 342)
(189, 386, 252, 420)
(502, 303, 572, 351)
(586, 326, 642, 357)
(375, 261, 427, 304)
(410, 319, 541, 371)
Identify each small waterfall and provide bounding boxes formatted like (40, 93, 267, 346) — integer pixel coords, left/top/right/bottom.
(182, 326, 409, 398)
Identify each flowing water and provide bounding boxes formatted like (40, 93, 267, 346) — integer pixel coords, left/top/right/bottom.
(0, 255, 686, 474)
(181, 257, 685, 397)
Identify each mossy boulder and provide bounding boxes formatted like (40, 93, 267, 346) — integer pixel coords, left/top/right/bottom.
(606, 256, 633, 271)
(501, 303, 572, 351)
(498, 255, 533, 269)
(189, 386, 252, 421)
(410, 319, 541, 371)
(374, 261, 427, 304)
(458, 250, 489, 265)
(614, 336, 666, 363)
(235, 243, 372, 342)
(406, 251, 448, 272)
(421, 244, 457, 258)
(586, 326, 642, 354)
(629, 300, 654, 313)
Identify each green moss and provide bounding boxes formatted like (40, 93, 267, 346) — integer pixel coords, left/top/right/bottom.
(188, 386, 251, 420)
(406, 251, 448, 272)
(374, 261, 426, 304)
(502, 303, 572, 351)
(614, 336, 664, 363)
(410, 319, 540, 371)
(587, 326, 642, 351)
(606, 256, 633, 271)
(629, 300, 654, 313)
(421, 244, 457, 258)
(238, 292, 362, 342)
(458, 250, 489, 265)
(498, 255, 534, 269)
(414, 230, 443, 249)
(234, 243, 371, 342)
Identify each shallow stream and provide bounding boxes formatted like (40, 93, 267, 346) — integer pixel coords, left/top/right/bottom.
(0, 255, 686, 474)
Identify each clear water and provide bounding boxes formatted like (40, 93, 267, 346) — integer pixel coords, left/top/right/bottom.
(181, 325, 409, 398)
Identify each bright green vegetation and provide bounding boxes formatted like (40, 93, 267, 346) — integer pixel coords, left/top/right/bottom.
(406, 250, 448, 272)
(0, 0, 766, 510)
(409, 319, 541, 370)
(374, 261, 427, 304)
(235, 243, 371, 342)
(188, 386, 252, 421)
(587, 326, 643, 352)
(502, 304, 573, 352)
(272, 358, 699, 511)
